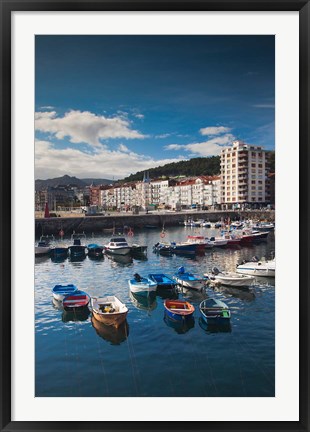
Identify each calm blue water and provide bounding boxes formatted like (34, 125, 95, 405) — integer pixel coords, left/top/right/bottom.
(35, 226, 275, 397)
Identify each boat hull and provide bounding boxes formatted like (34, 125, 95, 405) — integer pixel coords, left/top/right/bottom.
(164, 300, 195, 321)
(92, 309, 128, 327)
(106, 247, 131, 255)
(236, 266, 275, 277)
(52, 284, 78, 301)
(128, 278, 157, 296)
(63, 292, 90, 310)
(91, 296, 128, 328)
(35, 246, 51, 256)
(212, 275, 254, 287)
(174, 274, 205, 291)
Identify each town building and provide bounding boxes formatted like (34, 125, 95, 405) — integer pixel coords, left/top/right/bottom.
(220, 140, 271, 209)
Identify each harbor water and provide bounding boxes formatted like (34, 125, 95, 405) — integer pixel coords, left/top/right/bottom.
(35, 226, 275, 397)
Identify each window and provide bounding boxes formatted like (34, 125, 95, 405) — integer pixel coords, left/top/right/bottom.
(251, 180, 256, 184)
(251, 163, 256, 168)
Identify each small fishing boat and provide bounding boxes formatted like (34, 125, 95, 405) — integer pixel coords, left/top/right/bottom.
(204, 267, 254, 287)
(49, 246, 68, 259)
(200, 221, 212, 228)
(205, 236, 228, 247)
(105, 237, 131, 255)
(35, 240, 51, 256)
(186, 235, 213, 251)
(131, 244, 147, 254)
(91, 295, 128, 327)
(52, 284, 78, 301)
(170, 241, 197, 254)
(35, 235, 54, 256)
(236, 257, 275, 277)
(128, 273, 157, 297)
(68, 233, 87, 258)
(148, 273, 177, 289)
(221, 233, 241, 246)
(173, 267, 205, 291)
(199, 298, 231, 325)
(63, 290, 90, 310)
(164, 299, 195, 321)
(153, 242, 173, 254)
(87, 243, 104, 258)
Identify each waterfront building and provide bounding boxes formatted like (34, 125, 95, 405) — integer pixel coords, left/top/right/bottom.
(220, 140, 271, 209)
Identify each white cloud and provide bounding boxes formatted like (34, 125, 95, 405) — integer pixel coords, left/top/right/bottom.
(35, 139, 184, 179)
(199, 126, 232, 136)
(164, 144, 184, 150)
(164, 133, 235, 157)
(156, 133, 171, 139)
(35, 110, 147, 147)
(134, 113, 144, 119)
(40, 105, 55, 110)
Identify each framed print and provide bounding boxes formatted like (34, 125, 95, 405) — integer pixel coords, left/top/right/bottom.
(1, 0, 309, 431)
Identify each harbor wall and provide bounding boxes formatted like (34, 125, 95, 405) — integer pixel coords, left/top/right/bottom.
(35, 210, 275, 237)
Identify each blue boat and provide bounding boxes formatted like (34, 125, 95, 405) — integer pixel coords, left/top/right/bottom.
(52, 284, 78, 301)
(68, 238, 87, 258)
(173, 267, 205, 291)
(87, 243, 104, 258)
(199, 298, 231, 325)
(170, 242, 197, 254)
(148, 273, 176, 289)
(128, 274, 157, 298)
(50, 246, 68, 259)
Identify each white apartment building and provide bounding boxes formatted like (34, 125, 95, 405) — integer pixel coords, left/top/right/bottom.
(220, 140, 271, 208)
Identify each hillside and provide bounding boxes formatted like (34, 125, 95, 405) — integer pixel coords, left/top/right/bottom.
(121, 156, 221, 183)
(35, 175, 114, 191)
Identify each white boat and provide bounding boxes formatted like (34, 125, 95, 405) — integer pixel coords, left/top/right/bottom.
(35, 235, 53, 256)
(236, 257, 275, 277)
(105, 237, 131, 255)
(128, 273, 157, 296)
(204, 267, 254, 287)
(173, 267, 205, 291)
(91, 296, 128, 328)
(205, 236, 228, 247)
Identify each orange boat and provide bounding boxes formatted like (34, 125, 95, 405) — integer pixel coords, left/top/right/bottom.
(164, 299, 195, 321)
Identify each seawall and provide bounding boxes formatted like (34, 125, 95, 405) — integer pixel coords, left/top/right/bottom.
(35, 210, 275, 237)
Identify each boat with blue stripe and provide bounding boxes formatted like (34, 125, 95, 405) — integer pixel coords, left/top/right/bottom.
(148, 273, 176, 289)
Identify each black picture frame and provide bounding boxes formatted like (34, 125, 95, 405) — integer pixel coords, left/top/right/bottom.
(1, 1, 308, 431)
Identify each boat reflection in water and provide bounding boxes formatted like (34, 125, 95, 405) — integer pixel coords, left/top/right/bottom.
(68, 255, 87, 263)
(129, 291, 157, 312)
(163, 311, 195, 334)
(156, 287, 178, 300)
(62, 306, 90, 323)
(212, 286, 256, 302)
(198, 317, 232, 334)
(106, 253, 133, 266)
(51, 256, 68, 264)
(91, 316, 129, 345)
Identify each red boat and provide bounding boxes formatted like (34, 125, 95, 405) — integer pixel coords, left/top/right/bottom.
(222, 234, 241, 246)
(63, 291, 90, 310)
(186, 235, 209, 251)
(164, 299, 195, 321)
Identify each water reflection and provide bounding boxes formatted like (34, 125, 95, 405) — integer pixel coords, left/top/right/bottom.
(129, 291, 157, 311)
(106, 253, 133, 266)
(198, 317, 232, 333)
(156, 287, 178, 300)
(91, 316, 129, 345)
(35, 255, 51, 264)
(210, 286, 256, 302)
(68, 255, 87, 263)
(62, 307, 90, 322)
(164, 312, 195, 334)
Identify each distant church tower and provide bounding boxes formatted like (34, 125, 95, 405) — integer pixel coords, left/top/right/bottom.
(142, 171, 151, 209)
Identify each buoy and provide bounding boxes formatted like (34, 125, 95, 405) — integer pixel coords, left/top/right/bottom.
(59, 229, 64, 237)
(128, 228, 134, 237)
(160, 231, 165, 238)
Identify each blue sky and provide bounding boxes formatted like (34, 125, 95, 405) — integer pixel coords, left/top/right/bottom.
(35, 35, 274, 180)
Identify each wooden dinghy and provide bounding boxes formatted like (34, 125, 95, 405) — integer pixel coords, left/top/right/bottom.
(91, 295, 128, 328)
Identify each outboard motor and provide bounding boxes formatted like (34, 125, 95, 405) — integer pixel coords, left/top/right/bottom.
(134, 273, 142, 282)
(211, 267, 220, 275)
(178, 266, 185, 274)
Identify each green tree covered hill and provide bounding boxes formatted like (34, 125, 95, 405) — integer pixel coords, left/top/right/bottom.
(121, 156, 221, 182)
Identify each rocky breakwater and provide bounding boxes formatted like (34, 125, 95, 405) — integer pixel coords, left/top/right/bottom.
(35, 210, 275, 237)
